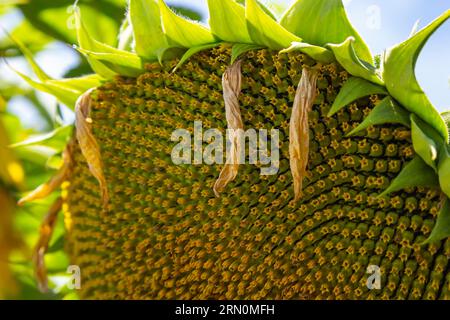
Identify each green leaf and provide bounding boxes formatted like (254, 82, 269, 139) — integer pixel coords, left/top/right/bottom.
(328, 77, 388, 116)
(423, 198, 450, 244)
(159, 0, 217, 48)
(12, 69, 80, 108)
(246, 0, 300, 50)
(47, 235, 65, 254)
(348, 97, 410, 136)
(8, 57, 100, 109)
(231, 43, 264, 64)
(207, 0, 251, 43)
(51, 74, 103, 93)
(19, 0, 124, 46)
(173, 43, 222, 72)
(327, 37, 383, 85)
(75, 7, 146, 77)
(76, 47, 144, 78)
(0, 20, 52, 56)
(383, 10, 450, 142)
(3, 28, 51, 81)
(280, 0, 373, 64)
(117, 15, 133, 51)
(170, 5, 203, 21)
(280, 42, 335, 63)
(129, 0, 167, 60)
(257, 0, 289, 20)
(441, 111, 450, 128)
(411, 114, 440, 171)
(11, 125, 73, 153)
(438, 148, 450, 199)
(380, 156, 440, 197)
(74, 8, 117, 79)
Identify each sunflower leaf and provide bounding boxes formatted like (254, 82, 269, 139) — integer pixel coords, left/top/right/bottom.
(173, 43, 222, 72)
(74, 8, 117, 79)
(423, 198, 450, 244)
(3, 28, 51, 81)
(411, 114, 440, 171)
(207, 0, 251, 43)
(49, 75, 103, 93)
(348, 97, 410, 136)
(129, 0, 167, 60)
(328, 77, 387, 117)
(383, 10, 450, 142)
(280, 0, 373, 64)
(280, 42, 335, 63)
(11, 126, 73, 153)
(438, 148, 450, 199)
(12, 69, 81, 108)
(327, 37, 383, 85)
(380, 156, 439, 197)
(246, 0, 300, 50)
(159, 0, 217, 48)
(118, 14, 133, 51)
(76, 47, 144, 77)
(231, 43, 265, 64)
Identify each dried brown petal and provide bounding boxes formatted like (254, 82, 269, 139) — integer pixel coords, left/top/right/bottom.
(213, 61, 243, 197)
(75, 89, 109, 208)
(289, 67, 319, 201)
(18, 138, 75, 206)
(32, 197, 63, 293)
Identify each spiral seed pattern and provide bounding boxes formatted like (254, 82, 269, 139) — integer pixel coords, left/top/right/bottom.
(63, 46, 450, 300)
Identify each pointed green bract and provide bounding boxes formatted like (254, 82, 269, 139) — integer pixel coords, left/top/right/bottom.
(53, 75, 102, 92)
(441, 111, 450, 127)
(280, 42, 335, 63)
(348, 97, 410, 136)
(118, 14, 133, 51)
(280, 0, 373, 64)
(9, 27, 102, 95)
(207, 0, 251, 43)
(13, 69, 81, 108)
(231, 43, 265, 64)
(7, 46, 101, 109)
(423, 198, 450, 244)
(173, 43, 222, 72)
(438, 148, 450, 199)
(159, 0, 217, 48)
(129, 0, 167, 60)
(328, 37, 383, 85)
(5, 29, 51, 81)
(383, 10, 450, 142)
(246, 0, 300, 50)
(76, 48, 144, 78)
(257, 0, 289, 20)
(11, 125, 72, 153)
(380, 156, 440, 197)
(411, 114, 439, 171)
(75, 8, 117, 79)
(328, 77, 387, 116)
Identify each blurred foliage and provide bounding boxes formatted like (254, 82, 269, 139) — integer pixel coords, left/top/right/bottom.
(0, 0, 203, 300)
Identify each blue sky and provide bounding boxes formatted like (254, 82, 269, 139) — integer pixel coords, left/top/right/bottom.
(1, 0, 449, 130)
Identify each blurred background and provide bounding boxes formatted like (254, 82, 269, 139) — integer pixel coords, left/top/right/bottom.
(0, 0, 448, 299)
